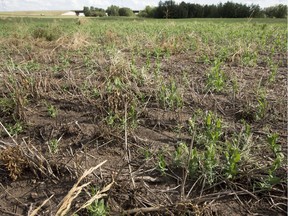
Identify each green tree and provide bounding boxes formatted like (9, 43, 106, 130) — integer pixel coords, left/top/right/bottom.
(176, 2, 188, 18)
(83, 6, 91, 16)
(90, 7, 106, 17)
(250, 4, 264, 18)
(265, 4, 287, 18)
(138, 6, 156, 18)
(106, 5, 119, 16)
(119, 7, 134, 16)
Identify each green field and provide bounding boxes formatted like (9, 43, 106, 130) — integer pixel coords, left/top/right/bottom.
(0, 17, 287, 215)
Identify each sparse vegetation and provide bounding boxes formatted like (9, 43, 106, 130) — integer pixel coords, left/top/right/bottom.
(0, 16, 286, 216)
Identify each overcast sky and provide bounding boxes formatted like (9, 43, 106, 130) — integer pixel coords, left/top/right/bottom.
(0, 0, 285, 11)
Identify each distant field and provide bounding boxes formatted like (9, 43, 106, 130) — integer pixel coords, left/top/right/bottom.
(0, 10, 69, 16)
(0, 17, 286, 215)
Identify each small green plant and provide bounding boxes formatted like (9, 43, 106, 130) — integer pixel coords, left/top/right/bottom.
(142, 147, 152, 160)
(224, 142, 241, 179)
(203, 141, 217, 184)
(206, 60, 226, 92)
(87, 199, 107, 216)
(157, 154, 167, 175)
(47, 104, 58, 118)
(268, 63, 278, 83)
(105, 111, 119, 126)
(188, 148, 200, 175)
(6, 122, 23, 136)
(205, 111, 223, 143)
(49, 138, 59, 154)
(0, 97, 15, 116)
(128, 103, 138, 128)
(174, 142, 189, 167)
(255, 88, 267, 120)
(259, 133, 284, 189)
(158, 79, 183, 110)
(241, 50, 257, 66)
(86, 187, 108, 216)
(187, 111, 224, 183)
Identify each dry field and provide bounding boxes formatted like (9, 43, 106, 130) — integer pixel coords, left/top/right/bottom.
(0, 17, 287, 215)
(0, 11, 68, 17)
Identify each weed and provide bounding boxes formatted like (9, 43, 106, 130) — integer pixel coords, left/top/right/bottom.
(224, 142, 241, 179)
(0, 97, 15, 116)
(86, 187, 108, 216)
(259, 133, 284, 189)
(268, 62, 278, 83)
(87, 199, 107, 216)
(157, 153, 167, 175)
(105, 111, 119, 126)
(242, 50, 258, 66)
(49, 138, 59, 154)
(47, 104, 57, 118)
(205, 111, 223, 144)
(255, 88, 268, 120)
(158, 78, 183, 110)
(206, 60, 226, 92)
(174, 142, 189, 167)
(6, 122, 23, 136)
(32, 24, 62, 41)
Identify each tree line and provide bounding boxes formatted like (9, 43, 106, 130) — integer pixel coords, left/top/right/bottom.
(83, 1, 287, 18)
(142, 1, 287, 18)
(83, 5, 134, 17)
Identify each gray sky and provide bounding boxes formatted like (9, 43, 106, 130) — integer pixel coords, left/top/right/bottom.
(0, 0, 285, 11)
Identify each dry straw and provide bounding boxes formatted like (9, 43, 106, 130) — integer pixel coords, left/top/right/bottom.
(55, 160, 111, 216)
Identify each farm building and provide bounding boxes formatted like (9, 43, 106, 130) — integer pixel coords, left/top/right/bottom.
(61, 11, 85, 16)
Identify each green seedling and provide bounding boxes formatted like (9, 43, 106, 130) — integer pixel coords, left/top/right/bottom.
(259, 133, 284, 189)
(225, 142, 241, 179)
(256, 89, 267, 120)
(204, 142, 217, 184)
(47, 104, 58, 118)
(6, 122, 23, 136)
(268, 63, 278, 83)
(206, 60, 226, 92)
(106, 111, 119, 126)
(49, 138, 59, 154)
(158, 79, 183, 110)
(0, 97, 15, 115)
(86, 187, 108, 216)
(174, 142, 189, 167)
(205, 111, 223, 144)
(158, 154, 167, 175)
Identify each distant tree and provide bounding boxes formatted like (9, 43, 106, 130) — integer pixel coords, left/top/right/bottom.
(118, 7, 134, 16)
(91, 8, 106, 17)
(83, 6, 106, 17)
(106, 5, 119, 16)
(163, 0, 177, 18)
(138, 6, 156, 18)
(143, 1, 265, 19)
(154, 1, 165, 18)
(249, 4, 264, 18)
(265, 4, 287, 18)
(209, 5, 220, 18)
(175, 2, 188, 18)
(221, 2, 236, 18)
(83, 6, 91, 16)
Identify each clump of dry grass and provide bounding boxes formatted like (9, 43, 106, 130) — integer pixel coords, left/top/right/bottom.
(55, 160, 113, 216)
(27, 160, 113, 216)
(76, 18, 90, 26)
(55, 31, 90, 50)
(0, 146, 27, 180)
